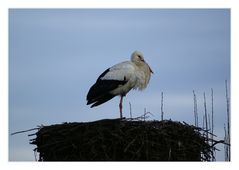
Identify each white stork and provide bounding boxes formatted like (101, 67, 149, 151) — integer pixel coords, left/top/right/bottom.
(86, 51, 153, 118)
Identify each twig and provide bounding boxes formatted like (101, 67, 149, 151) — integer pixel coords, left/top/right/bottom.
(129, 102, 132, 119)
(225, 80, 230, 161)
(161, 92, 164, 121)
(211, 88, 215, 161)
(224, 124, 229, 161)
(11, 127, 40, 136)
(144, 108, 146, 121)
(203, 92, 209, 145)
(193, 90, 198, 127)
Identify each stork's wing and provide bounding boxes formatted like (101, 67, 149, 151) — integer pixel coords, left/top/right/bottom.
(86, 61, 135, 107)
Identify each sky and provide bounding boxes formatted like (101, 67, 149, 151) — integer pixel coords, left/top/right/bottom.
(9, 9, 230, 161)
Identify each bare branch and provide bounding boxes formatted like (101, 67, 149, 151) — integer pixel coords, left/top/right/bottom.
(161, 92, 164, 121)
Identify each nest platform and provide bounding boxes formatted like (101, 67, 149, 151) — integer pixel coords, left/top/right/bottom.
(30, 119, 215, 161)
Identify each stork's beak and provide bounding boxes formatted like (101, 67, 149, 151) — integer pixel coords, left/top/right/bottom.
(149, 66, 154, 74)
(144, 60, 153, 74)
(146, 62, 153, 74)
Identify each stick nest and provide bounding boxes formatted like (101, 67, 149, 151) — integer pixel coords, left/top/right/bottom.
(30, 119, 216, 161)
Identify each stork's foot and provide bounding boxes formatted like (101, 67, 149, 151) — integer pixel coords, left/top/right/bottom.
(120, 117, 126, 120)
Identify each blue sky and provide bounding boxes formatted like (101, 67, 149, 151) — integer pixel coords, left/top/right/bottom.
(9, 9, 230, 161)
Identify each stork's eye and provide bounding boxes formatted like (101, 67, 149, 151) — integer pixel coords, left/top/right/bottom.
(138, 55, 144, 61)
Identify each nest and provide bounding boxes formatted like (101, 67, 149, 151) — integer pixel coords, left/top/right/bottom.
(30, 119, 216, 161)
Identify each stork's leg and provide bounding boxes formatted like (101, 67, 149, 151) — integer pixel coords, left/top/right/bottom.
(119, 95, 123, 118)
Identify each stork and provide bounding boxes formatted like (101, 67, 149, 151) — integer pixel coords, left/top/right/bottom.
(86, 51, 153, 118)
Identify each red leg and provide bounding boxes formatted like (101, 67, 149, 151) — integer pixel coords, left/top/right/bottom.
(119, 95, 123, 118)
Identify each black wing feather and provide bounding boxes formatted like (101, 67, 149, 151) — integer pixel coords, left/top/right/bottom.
(86, 68, 128, 107)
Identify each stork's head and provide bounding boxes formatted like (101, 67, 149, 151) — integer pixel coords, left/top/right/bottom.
(131, 50, 153, 74)
(131, 51, 145, 63)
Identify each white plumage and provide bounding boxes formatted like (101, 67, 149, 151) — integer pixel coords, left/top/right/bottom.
(87, 51, 153, 118)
